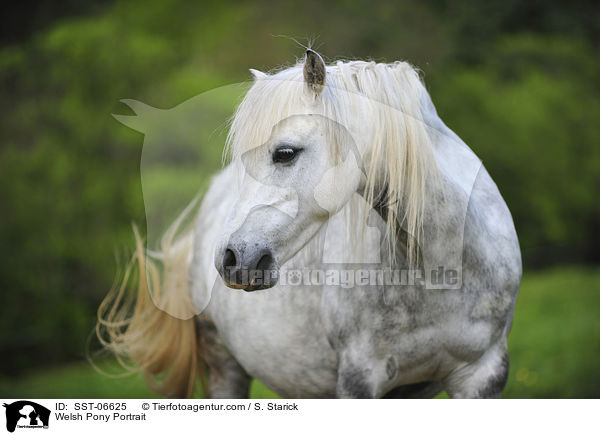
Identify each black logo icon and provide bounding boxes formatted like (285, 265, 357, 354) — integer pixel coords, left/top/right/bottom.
(3, 401, 50, 433)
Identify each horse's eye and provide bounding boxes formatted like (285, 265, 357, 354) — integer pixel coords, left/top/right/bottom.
(272, 146, 301, 164)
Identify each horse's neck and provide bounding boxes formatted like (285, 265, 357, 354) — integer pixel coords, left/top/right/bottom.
(364, 99, 481, 287)
(420, 91, 482, 199)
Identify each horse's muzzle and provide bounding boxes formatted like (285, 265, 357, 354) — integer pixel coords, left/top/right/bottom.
(215, 243, 279, 291)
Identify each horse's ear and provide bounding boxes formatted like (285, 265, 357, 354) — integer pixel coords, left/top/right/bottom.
(303, 49, 326, 95)
(249, 68, 267, 80)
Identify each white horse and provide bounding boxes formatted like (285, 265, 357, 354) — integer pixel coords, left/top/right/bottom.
(98, 49, 522, 398)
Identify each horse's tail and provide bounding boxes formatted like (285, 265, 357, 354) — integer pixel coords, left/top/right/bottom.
(94, 201, 207, 398)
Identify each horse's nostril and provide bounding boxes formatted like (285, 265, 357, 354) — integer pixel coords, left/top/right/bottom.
(256, 253, 274, 272)
(223, 248, 237, 269)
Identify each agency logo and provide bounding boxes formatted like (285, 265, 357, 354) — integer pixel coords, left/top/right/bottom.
(3, 401, 50, 433)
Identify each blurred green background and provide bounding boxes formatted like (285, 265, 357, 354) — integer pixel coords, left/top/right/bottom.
(0, 0, 598, 398)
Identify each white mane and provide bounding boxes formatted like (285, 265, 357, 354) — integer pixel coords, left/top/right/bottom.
(226, 59, 439, 265)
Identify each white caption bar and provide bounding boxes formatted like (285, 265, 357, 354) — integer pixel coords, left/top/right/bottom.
(1, 399, 597, 434)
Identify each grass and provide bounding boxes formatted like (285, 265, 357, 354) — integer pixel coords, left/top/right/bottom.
(0, 359, 279, 399)
(1, 266, 598, 399)
(503, 266, 600, 398)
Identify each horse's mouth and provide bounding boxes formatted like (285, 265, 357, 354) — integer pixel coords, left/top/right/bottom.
(222, 276, 278, 292)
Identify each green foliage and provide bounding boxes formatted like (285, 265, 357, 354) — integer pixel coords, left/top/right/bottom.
(431, 34, 600, 264)
(0, 0, 244, 372)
